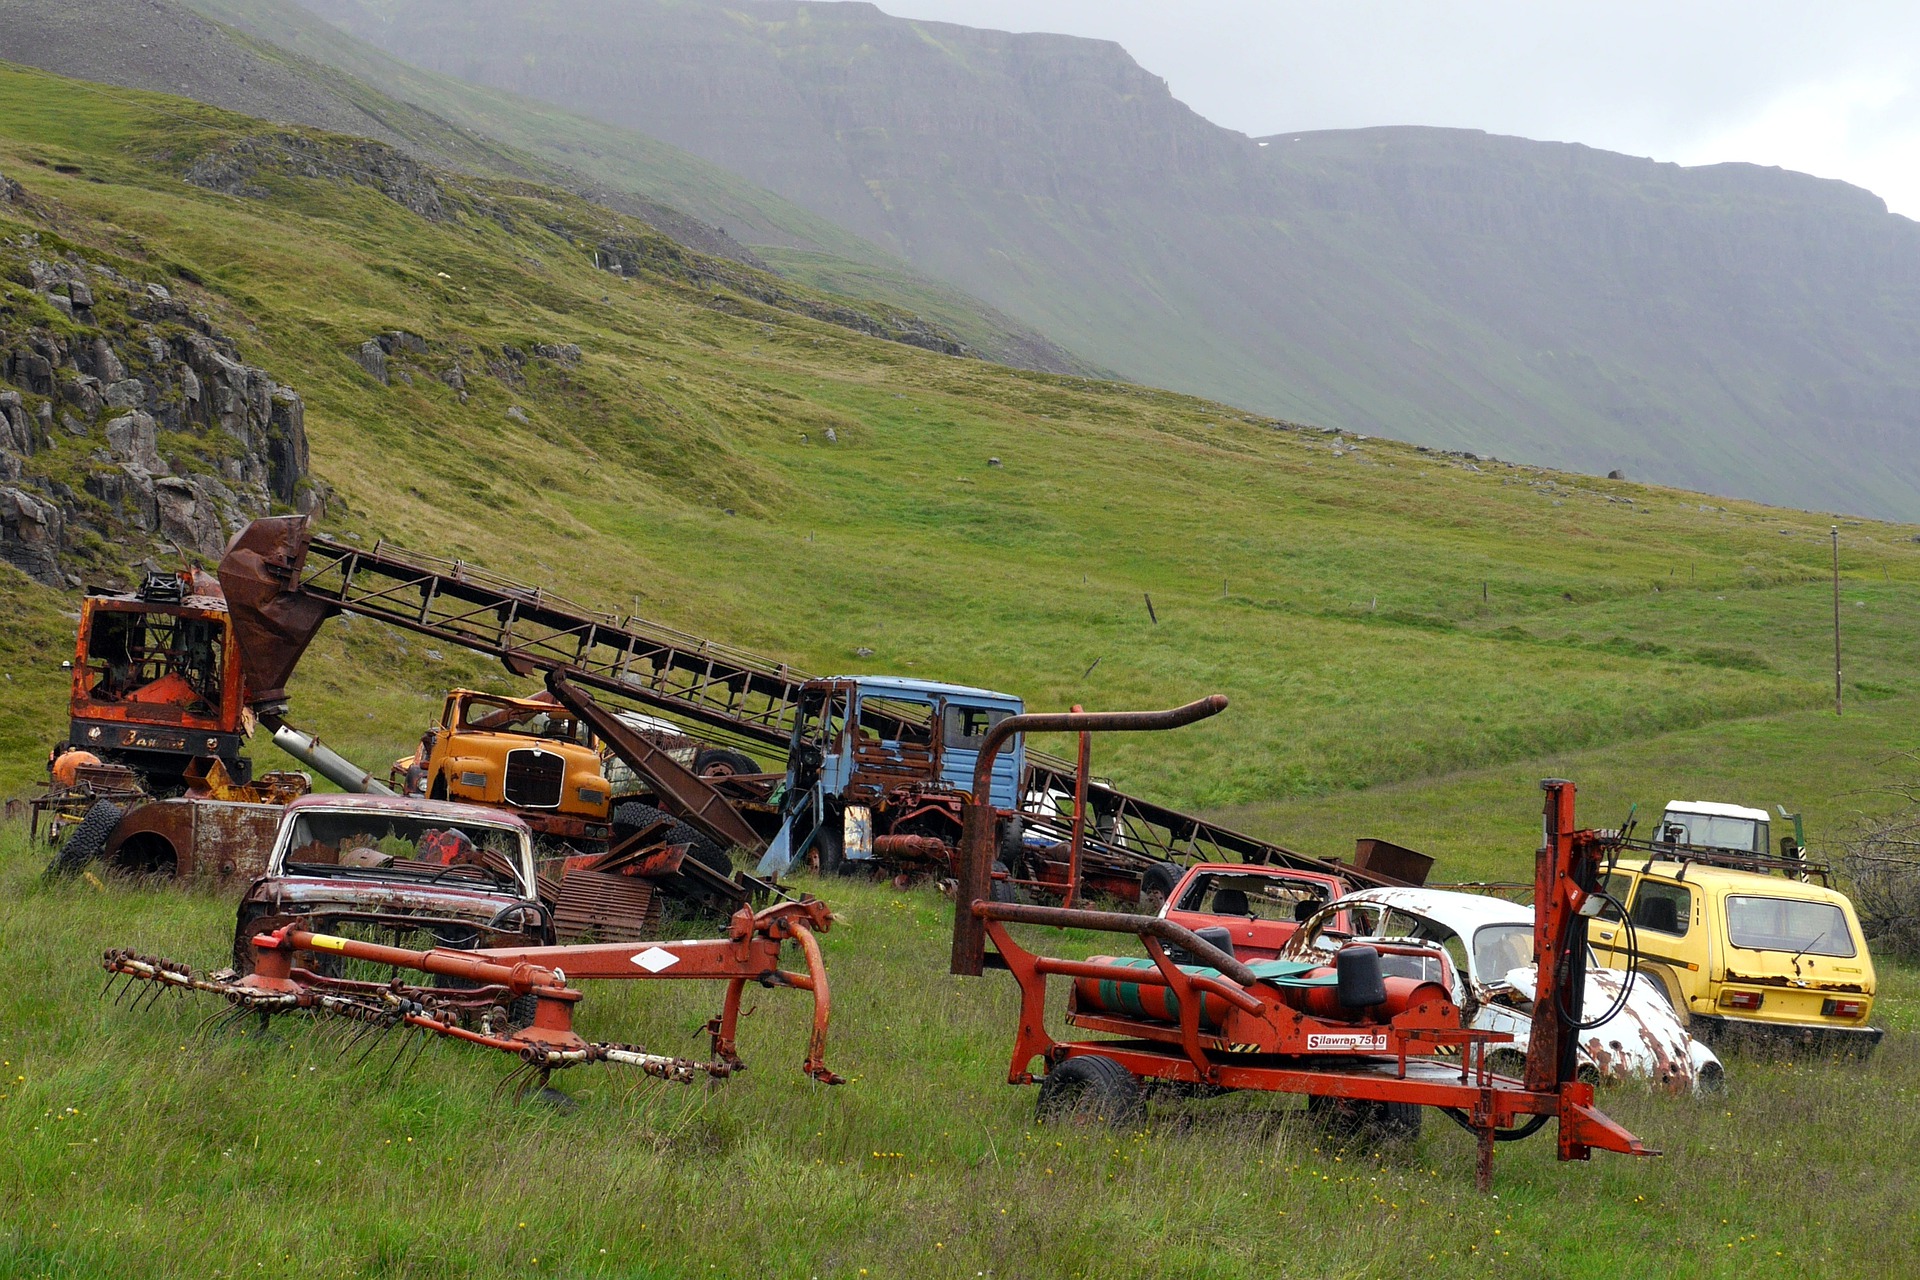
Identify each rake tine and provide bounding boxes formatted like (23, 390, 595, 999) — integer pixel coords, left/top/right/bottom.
(352, 1022, 396, 1071)
(495, 1059, 533, 1102)
(395, 1029, 432, 1083)
(375, 1028, 417, 1088)
(113, 974, 141, 1006)
(100, 971, 125, 1002)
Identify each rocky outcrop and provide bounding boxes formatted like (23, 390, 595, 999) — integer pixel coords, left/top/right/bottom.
(0, 220, 312, 584)
(182, 131, 448, 222)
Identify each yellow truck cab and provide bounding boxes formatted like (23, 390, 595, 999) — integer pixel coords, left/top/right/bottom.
(407, 690, 613, 843)
(1590, 800, 1880, 1054)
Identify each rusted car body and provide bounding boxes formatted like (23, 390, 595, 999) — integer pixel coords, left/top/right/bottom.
(229, 793, 553, 968)
(1282, 887, 1723, 1092)
(1157, 862, 1355, 960)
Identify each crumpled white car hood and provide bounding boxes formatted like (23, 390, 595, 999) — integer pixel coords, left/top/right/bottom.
(1499, 965, 1722, 1093)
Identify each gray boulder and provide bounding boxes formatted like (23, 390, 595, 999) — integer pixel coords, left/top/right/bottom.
(0, 485, 65, 584)
(354, 339, 388, 384)
(104, 411, 166, 473)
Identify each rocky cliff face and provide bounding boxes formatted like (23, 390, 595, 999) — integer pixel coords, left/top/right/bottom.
(0, 171, 312, 585)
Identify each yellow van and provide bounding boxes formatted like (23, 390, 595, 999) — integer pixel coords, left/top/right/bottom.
(1589, 858, 1881, 1054)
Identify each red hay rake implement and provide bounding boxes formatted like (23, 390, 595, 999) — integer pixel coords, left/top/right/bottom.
(104, 899, 843, 1094)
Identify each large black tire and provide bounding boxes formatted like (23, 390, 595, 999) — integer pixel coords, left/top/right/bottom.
(812, 816, 847, 876)
(1036, 1055, 1145, 1127)
(1140, 861, 1181, 904)
(997, 816, 1027, 879)
(1305, 1094, 1423, 1143)
(989, 860, 1019, 904)
(693, 748, 761, 778)
(611, 801, 731, 876)
(48, 800, 123, 877)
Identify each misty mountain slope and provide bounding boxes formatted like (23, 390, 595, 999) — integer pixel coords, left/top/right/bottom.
(176, 0, 1104, 373)
(0, 0, 1097, 374)
(292, 0, 1920, 518)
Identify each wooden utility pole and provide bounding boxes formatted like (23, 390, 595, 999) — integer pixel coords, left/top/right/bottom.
(1832, 526, 1843, 716)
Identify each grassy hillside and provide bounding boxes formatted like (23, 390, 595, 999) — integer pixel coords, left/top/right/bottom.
(293, 0, 1920, 521)
(4, 63, 1920, 1279)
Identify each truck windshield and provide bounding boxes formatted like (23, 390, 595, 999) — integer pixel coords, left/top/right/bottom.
(458, 697, 589, 745)
(1725, 896, 1856, 957)
(281, 810, 530, 892)
(1660, 812, 1764, 853)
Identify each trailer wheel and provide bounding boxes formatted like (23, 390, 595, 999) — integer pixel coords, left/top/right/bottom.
(693, 748, 760, 779)
(612, 802, 731, 875)
(1305, 1094, 1423, 1143)
(47, 800, 124, 877)
(1036, 1054, 1144, 1127)
(989, 860, 1020, 904)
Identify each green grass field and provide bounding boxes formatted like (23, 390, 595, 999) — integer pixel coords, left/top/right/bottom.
(3, 62, 1920, 1276)
(3, 828, 1916, 1280)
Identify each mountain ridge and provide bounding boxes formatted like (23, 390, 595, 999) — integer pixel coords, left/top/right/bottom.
(288, 0, 1920, 520)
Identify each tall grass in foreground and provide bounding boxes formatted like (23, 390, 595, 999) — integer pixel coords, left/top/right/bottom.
(2, 826, 1913, 1278)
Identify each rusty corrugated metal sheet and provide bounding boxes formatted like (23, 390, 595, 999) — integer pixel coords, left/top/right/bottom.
(552, 869, 661, 943)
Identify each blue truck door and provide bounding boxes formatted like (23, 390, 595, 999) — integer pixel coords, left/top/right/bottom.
(939, 699, 1022, 808)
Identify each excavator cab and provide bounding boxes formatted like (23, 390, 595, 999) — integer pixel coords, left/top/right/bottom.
(63, 573, 249, 791)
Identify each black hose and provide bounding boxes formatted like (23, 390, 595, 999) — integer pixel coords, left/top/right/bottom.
(1440, 1107, 1552, 1143)
(1553, 886, 1637, 1032)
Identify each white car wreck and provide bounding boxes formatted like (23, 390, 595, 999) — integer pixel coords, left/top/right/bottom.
(1281, 887, 1723, 1093)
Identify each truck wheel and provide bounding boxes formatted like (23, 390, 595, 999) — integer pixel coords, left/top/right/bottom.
(693, 748, 760, 778)
(47, 800, 123, 877)
(812, 819, 847, 876)
(612, 802, 731, 876)
(997, 816, 1027, 878)
(1140, 861, 1181, 904)
(989, 860, 1021, 904)
(1036, 1054, 1144, 1127)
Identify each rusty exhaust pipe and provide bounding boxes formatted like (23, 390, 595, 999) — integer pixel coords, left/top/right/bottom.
(951, 695, 1228, 975)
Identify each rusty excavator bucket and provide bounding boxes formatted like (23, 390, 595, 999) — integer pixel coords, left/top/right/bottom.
(217, 515, 332, 718)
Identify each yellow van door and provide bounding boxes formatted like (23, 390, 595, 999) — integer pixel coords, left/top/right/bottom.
(1588, 871, 1637, 971)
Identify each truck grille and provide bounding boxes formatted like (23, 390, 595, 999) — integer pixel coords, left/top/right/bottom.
(504, 749, 565, 809)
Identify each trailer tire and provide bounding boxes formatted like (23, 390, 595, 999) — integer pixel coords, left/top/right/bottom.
(1140, 861, 1181, 904)
(612, 802, 731, 876)
(989, 860, 1020, 904)
(693, 748, 760, 779)
(1306, 1094, 1424, 1143)
(1036, 1054, 1144, 1127)
(48, 800, 123, 877)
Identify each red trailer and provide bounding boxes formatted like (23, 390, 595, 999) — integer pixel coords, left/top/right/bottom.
(949, 697, 1653, 1190)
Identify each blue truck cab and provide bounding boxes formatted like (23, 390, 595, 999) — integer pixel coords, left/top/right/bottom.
(777, 676, 1024, 871)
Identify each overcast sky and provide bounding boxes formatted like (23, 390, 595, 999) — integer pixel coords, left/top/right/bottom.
(879, 1, 1920, 218)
